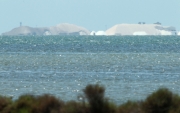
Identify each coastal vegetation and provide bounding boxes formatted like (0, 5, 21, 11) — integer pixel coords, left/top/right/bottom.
(0, 84, 180, 113)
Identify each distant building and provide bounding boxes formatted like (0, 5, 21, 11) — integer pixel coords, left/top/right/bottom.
(138, 22, 145, 24)
(43, 30, 51, 35)
(95, 31, 106, 35)
(90, 31, 106, 36)
(154, 22, 161, 25)
(178, 31, 180, 36)
(90, 31, 96, 36)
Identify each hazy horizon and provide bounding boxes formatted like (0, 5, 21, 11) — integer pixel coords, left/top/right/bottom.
(0, 0, 179, 34)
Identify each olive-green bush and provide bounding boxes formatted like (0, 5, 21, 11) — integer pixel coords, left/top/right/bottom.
(0, 85, 180, 113)
(83, 84, 116, 113)
(118, 101, 143, 113)
(142, 88, 180, 113)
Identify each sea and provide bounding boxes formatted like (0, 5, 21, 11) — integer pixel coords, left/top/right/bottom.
(0, 35, 180, 104)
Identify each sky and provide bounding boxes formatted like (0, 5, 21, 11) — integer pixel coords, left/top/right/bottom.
(0, 0, 179, 34)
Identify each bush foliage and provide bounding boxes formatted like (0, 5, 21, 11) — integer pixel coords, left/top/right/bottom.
(0, 84, 180, 113)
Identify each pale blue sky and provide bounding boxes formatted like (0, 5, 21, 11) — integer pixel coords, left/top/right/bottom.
(0, 0, 179, 34)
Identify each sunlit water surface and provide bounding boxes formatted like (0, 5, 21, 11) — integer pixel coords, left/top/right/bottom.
(0, 36, 180, 104)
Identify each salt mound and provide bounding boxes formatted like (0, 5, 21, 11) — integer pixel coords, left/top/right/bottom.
(2, 23, 90, 36)
(133, 31, 147, 35)
(2, 26, 48, 36)
(49, 23, 90, 35)
(106, 24, 176, 36)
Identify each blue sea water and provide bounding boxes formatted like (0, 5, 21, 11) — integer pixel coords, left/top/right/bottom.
(0, 35, 180, 104)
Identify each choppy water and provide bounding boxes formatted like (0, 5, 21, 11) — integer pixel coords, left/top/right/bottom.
(0, 35, 180, 104)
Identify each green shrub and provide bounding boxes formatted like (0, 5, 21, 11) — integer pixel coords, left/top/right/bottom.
(61, 101, 88, 113)
(118, 101, 143, 113)
(1, 85, 180, 113)
(83, 84, 116, 113)
(11, 94, 37, 113)
(142, 88, 174, 113)
(103, 100, 117, 113)
(83, 84, 105, 113)
(11, 94, 64, 113)
(0, 95, 12, 113)
(36, 94, 64, 113)
(168, 94, 180, 113)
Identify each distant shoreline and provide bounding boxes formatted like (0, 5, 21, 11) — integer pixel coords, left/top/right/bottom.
(2, 23, 179, 36)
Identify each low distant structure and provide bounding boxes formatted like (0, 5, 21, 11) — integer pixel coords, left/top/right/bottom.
(106, 24, 177, 36)
(138, 22, 145, 24)
(178, 31, 180, 36)
(154, 22, 161, 25)
(90, 31, 96, 36)
(95, 31, 106, 35)
(2, 23, 90, 36)
(90, 31, 106, 36)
